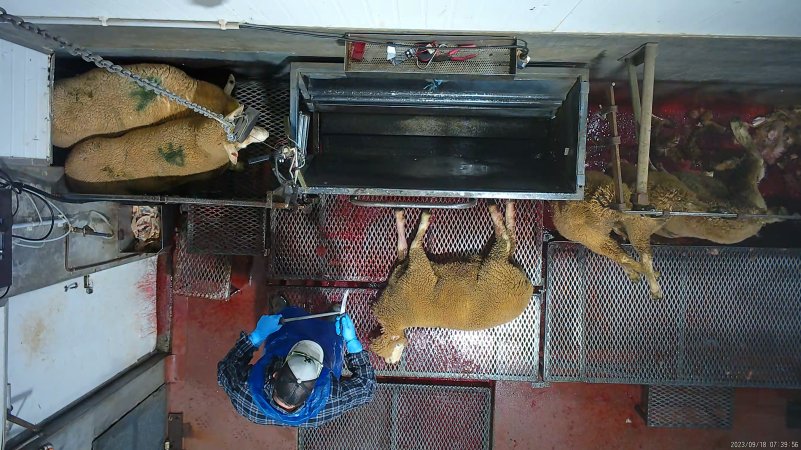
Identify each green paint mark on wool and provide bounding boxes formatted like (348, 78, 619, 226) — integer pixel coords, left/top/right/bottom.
(129, 76, 162, 112)
(158, 143, 186, 167)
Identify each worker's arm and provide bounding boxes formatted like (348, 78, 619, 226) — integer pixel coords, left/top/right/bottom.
(338, 350, 377, 405)
(217, 315, 282, 398)
(330, 314, 377, 407)
(217, 332, 257, 393)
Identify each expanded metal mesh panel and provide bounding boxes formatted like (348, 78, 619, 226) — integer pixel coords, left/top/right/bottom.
(346, 41, 513, 75)
(544, 242, 801, 387)
(298, 383, 491, 450)
(234, 80, 290, 152)
(644, 386, 733, 429)
(268, 286, 541, 381)
(173, 233, 232, 300)
(269, 196, 543, 285)
(186, 205, 266, 255)
(201, 80, 289, 200)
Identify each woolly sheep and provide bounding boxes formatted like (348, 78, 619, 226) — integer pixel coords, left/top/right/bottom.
(52, 63, 239, 148)
(64, 106, 268, 194)
(552, 121, 776, 300)
(370, 201, 534, 364)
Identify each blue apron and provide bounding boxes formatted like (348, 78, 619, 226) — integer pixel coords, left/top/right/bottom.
(247, 306, 344, 425)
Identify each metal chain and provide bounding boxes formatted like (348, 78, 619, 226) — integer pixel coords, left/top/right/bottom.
(0, 7, 237, 141)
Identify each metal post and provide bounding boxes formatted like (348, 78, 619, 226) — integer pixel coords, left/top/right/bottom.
(626, 60, 642, 132)
(608, 83, 626, 210)
(635, 43, 658, 207)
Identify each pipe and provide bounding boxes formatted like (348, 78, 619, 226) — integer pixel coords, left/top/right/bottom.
(608, 83, 626, 209)
(280, 290, 349, 323)
(635, 43, 658, 207)
(626, 59, 641, 136)
(12, 217, 68, 230)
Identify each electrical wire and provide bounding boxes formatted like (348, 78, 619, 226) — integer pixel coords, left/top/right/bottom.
(11, 188, 55, 241)
(0, 168, 79, 245)
(239, 23, 529, 52)
(0, 168, 57, 241)
(13, 194, 74, 247)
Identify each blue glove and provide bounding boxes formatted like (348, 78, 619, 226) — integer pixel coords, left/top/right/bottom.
(335, 314, 363, 354)
(249, 314, 282, 346)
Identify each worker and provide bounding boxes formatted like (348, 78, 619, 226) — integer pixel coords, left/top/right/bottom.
(217, 296, 376, 427)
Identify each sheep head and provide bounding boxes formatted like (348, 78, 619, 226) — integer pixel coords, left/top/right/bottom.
(369, 332, 408, 364)
(220, 106, 269, 165)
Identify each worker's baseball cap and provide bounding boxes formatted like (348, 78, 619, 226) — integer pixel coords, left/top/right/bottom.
(272, 340, 324, 410)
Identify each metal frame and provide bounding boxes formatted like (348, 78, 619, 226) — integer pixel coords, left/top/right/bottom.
(349, 196, 477, 209)
(641, 385, 734, 429)
(7, 353, 167, 450)
(343, 33, 519, 77)
(543, 241, 801, 388)
(298, 383, 492, 450)
(620, 43, 658, 207)
(289, 62, 589, 201)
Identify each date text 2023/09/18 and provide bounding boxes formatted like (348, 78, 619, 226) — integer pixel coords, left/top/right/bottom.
(731, 443, 799, 448)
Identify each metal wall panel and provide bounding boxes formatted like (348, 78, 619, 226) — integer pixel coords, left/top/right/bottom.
(6, 0, 801, 37)
(0, 39, 51, 161)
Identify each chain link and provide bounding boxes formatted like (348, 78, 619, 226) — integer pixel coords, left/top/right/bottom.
(0, 7, 237, 141)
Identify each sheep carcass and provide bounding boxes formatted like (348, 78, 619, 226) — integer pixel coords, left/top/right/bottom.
(65, 106, 268, 194)
(370, 201, 534, 364)
(53, 63, 240, 148)
(552, 120, 776, 300)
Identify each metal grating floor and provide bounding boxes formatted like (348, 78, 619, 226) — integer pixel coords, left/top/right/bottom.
(269, 196, 543, 285)
(346, 41, 512, 75)
(200, 79, 289, 200)
(643, 385, 734, 429)
(298, 383, 492, 450)
(544, 242, 801, 387)
(186, 204, 266, 255)
(173, 232, 232, 300)
(268, 286, 542, 382)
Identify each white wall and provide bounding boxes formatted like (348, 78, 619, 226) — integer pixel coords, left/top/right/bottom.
(4, 0, 801, 37)
(7, 257, 158, 440)
(0, 39, 51, 161)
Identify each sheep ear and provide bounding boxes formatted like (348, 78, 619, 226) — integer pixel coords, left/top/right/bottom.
(223, 74, 236, 95)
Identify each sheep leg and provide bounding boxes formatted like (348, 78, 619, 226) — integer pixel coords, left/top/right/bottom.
(394, 209, 408, 261)
(504, 200, 517, 255)
(621, 219, 664, 299)
(411, 210, 431, 249)
(489, 204, 511, 256)
(580, 232, 644, 283)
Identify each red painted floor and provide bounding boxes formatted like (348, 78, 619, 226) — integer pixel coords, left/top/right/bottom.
(164, 254, 801, 450)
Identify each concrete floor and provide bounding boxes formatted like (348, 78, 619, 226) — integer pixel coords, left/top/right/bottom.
(164, 255, 801, 450)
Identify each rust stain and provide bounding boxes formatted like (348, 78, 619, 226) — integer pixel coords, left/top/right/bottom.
(23, 315, 46, 360)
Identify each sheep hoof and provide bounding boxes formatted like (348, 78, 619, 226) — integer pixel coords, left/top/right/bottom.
(623, 269, 641, 283)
